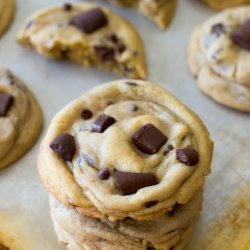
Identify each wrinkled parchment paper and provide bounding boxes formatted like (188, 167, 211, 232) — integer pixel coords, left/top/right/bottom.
(0, 0, 249, 249)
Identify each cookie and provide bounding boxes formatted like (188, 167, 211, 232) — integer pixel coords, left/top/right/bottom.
(0, 0, 15, 37)
(188, 7, 250, 112)
(0, 212, 31, 250)
(0, 68, 43, 169)
(201, 0, 250, 10)
(106, 0, 176, 29)
(17, 3, 147, 79)
(38, 80, 213, 222)
(50, 191, 202, 250)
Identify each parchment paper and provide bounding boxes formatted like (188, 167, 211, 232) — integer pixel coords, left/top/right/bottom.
(0, 0, 249, 249)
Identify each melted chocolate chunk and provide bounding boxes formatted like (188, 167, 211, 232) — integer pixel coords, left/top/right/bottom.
(0, 93, 14, 116)
(146, 247, 156, 250)
(231, 19, 250, 51)
(176, 148, 199, 166)
(92, 114, 116, 133)
(211, 23, 225, 36)
(114, 170, 158, 195)
(144, 201, 158, 208)
(98, 168, 110, 180)
(132, 124, 167, 155)
(126, 82, 138, 86)
(117, 44, 126, 54)
(107, 33, 118, 43)
(81, 109, 93, 120)
(63, 3, 72, 11)
(107, 100, 114, 106)
(168, 144, 174, 151)
(132, 104, 138, 112)
(94, 46, 115, 62)
(69, 8, 108, 34)
(50, 133, 76, 161)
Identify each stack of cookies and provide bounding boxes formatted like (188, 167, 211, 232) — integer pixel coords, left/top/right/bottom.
(38, 80, 213, 250)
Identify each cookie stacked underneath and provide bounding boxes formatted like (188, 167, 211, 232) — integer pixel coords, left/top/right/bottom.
(38, 80, 213, 250)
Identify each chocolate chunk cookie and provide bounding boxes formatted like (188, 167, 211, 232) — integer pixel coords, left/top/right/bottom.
(188, 7, 250, 112)
(0, 68, 43, 169)
(38, 80, 213, 222)
(17, 3, 147, 79)
(0, 0, 15, 37)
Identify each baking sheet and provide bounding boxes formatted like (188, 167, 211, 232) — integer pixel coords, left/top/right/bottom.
(0, 0, 249, 249)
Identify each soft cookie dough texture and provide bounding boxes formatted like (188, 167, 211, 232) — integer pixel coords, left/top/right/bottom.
(105, 0, 176, 29)
(202, 0, 250, 10)
(0, 0, 15, 37)
(0, 69, 43, 169)
(188, 7, 250, 112)
(38, 80, 213, 249)
(17, 3, 147, 79)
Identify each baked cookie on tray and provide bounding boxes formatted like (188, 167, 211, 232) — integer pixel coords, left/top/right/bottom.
(50, 191, 202, 250)
(0, 0, 15, 37)
(0, 212, 31, 250)
(0, 68, 43, 169)
(17, 3, 147, 79)
(188, 7, 250, 112)
(105, 0, 176, 29)
(38, 80, 213, 223)
(201, 0, 250, 10)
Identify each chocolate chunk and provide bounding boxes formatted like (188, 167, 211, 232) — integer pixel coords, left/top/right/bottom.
(69, 8, 108, 34)
(144, 201, 158, 208)
(126, 82, 138, 87)
(168, 144, 174, 151)
(132, 124, 167, 155)
(98, 168, 110, 180)
(117, 44, 126, 54)
(92, 114, 116, 133)
(132, 104, 138, 112)
(176, 148, 199, 166)
(63, 3, 72, 11)
(0, 93, 14, 116)
(211, 23, 225, 36)
(231, 19, 250, 51)
(146, 247, 156, 250)
(81, 109, 93, 120)
(107, 100, 114, 106)
(50, 133, 76, 161)
(114, 170, 158, 195)
(107, 33, 118, 43)
(94, 46, 115, 62)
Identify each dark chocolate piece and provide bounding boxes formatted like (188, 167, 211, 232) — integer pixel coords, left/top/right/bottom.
(176, 148, 199, 166)
(144, 201, 158, 208)
(92, 114, 116, 133)
(98, 168, 110, 180)
(69, 8, 108, 34)
(114, 170, 158, 195)
(81, 109, 93, 120)
(231, 19, 250, 51)
(0, 93, 14, 116)
(211, 23, 225, 36)
(132, 123, 167, 155)
(94, 46, 115, 62)
(50, 133, 76, 161)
